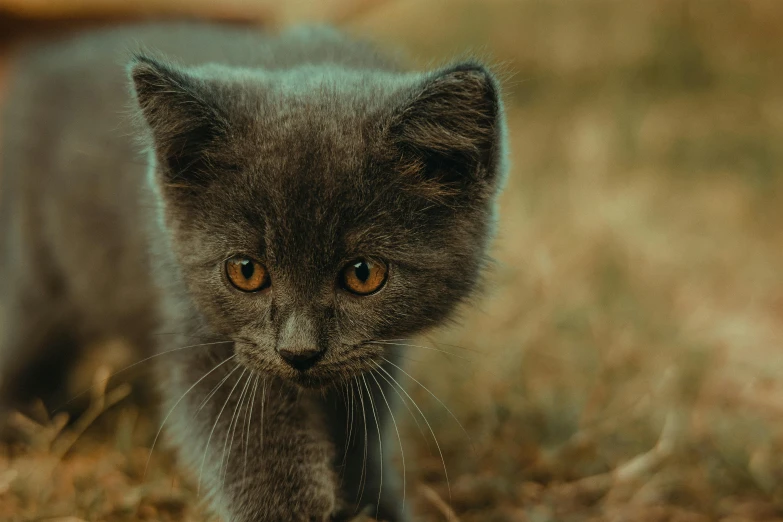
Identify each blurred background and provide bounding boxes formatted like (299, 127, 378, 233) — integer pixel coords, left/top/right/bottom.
(2, 1, 783, 521)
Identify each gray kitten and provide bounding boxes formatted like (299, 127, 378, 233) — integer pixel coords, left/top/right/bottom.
(0, 22, 507, 521)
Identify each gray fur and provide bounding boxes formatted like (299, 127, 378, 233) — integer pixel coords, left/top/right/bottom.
(0, 22, 507, 521)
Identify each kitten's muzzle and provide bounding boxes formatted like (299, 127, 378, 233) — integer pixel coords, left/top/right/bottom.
(277, 347, 325, 371)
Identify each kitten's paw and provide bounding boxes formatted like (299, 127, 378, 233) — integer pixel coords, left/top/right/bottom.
(230, 485, 336, 522)
(282, 486, 336, 522)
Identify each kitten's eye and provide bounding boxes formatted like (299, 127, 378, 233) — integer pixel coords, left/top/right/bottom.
(340, 259, 388, 296)
(225, 255, 270, 292)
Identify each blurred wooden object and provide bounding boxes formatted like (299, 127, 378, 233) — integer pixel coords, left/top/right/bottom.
(0, 0, 386, 25)
(0, 0, 388, 114)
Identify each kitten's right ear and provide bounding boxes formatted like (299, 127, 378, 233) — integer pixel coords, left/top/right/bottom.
(128, 54, 229, 184)
(387, 62, 504, 193)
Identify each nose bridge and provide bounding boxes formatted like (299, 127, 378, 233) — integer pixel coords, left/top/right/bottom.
(276, 308, 320, 354)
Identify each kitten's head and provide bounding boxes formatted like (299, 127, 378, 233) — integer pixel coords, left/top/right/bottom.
(129, 49, 506, 388)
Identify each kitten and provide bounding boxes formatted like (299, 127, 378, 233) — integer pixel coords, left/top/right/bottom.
(0, 22, 507, 521)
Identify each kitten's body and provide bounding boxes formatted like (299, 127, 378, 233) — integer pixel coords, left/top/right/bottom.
(0, 23, 505, 521)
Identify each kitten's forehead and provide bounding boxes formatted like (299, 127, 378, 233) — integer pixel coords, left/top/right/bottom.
(225, 114, 366, 278)
(248, 68, 409, 144)
(254, 138, 381, 271)
(240, 68, 411, 255)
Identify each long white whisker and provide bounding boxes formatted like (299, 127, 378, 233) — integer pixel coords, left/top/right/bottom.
(370, 369, 405, 512)
(218, 368, 248, 482)
(259, 378, 268, 453)
(382, 357, 474, 453)
(374, 361, 430, 453)
(221, 371, 253, 487)
(59, 340, 235, 411)
(384, 336, 483, 354)
(198, 367, 246, 496)
(343, 380, 358, 469)
(340, 381, 350, 416)
(340, 382, 352, 471)
(370, 341, 471, 361)
(195, 363, 240, 416)
(375, 363, 452, 504)
(144, 354, 237, 479)
(354, 376, 369, 509)
(361, 374, 383, 520)
(350, 380, 357, 449)
(422, 335, 484, 354)
(243, 374, 261, 479)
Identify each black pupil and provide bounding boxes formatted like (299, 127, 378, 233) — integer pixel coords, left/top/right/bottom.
(354, 261, 370, 283)
(240, 259, 255, 280)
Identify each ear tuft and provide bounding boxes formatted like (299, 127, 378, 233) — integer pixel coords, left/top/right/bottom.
(129, 53, 174, 98)
(128, 53, 230, 185)
(389, 62, 502, 187)
(128, 53, 195, 126)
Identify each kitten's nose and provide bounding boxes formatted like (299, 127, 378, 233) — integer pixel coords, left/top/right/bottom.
(278, 347, 324, 371)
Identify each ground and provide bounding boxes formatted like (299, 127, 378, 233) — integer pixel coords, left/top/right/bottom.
(2, 1, 783, 521)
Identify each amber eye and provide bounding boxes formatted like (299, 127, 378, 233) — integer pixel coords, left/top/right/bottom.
(340, 259, 388, 296)
(225, 255, 270, 292)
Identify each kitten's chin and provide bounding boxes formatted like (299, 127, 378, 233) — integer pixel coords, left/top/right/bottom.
(272, 365, 378, 391)
(234, 347, 375, 391)
(286, 372, 339, 390)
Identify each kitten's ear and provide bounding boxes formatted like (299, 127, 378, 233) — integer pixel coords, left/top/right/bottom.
(128, 54, 230, 184)
(389, 62, 504, 189)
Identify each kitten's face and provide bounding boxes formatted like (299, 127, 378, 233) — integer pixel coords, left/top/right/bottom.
(131, 56, 505, 388)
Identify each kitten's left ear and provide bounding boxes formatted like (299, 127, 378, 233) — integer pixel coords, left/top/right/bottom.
(388, 62, 505, 189)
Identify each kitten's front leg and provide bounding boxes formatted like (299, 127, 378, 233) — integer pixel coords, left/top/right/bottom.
(161, 349, 337, 522)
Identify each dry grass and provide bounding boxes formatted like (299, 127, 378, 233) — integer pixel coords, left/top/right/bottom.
(3, 0, 783, 520)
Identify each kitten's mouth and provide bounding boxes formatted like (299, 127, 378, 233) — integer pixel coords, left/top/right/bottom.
(281, 360, 379, 389)
(234, 342, 381, 390)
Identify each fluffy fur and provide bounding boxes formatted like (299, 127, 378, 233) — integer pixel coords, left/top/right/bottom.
(0, 22, 507, 521)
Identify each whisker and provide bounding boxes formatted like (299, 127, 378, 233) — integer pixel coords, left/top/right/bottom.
(384, 354, 430, 365)
(143, 354, 237, 479)
(259, 377, 268, 456)
(152, 332, 231, 340)
(339, 381, 349, 414)
(347, 380, 357, 457)
(369, 341, 472, 361)
(171, 361, 241, 460)
(219, 377, 245, 485)
(198, 367, 246, 496)
(354, 376, 369, 510)
(195, 363, 240, 417)
(373, 361, 431, 454)
(422, 335, 484, 354)
(340, 382, 352, 471)
(382, 357, 475, 453)
(221, 371, 253, 487)
(243, 374, 261, 480)
(56, 340, 235, 413)
(361, 374, 383, 520)
(370, 369, 405, 512)
(375, 363, 452, 504)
